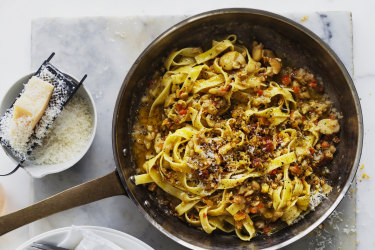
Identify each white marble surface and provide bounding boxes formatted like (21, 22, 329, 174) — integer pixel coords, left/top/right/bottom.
(1, 12, 356, 250)
(1, 0, 375, 249)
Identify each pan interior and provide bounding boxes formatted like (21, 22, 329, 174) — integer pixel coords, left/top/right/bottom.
(113, 10, 361, 249)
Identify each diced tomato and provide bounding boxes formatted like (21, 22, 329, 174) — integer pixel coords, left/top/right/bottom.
(250, 207, 258, 214)
(212, 99, 217, 106)
(199, 169, 209, 179)
(282, 75, 291, 85)
(257, 89, 264, 95)
(309, 147, 315, 154)
(321, 141, 330, 149)
(290, 110, 295, 118)
(263, 226, 271, 233)
(221, 85, 232, 92)
(234, 212, 246, 221)
(202, 213, 207, 218)
(290, 165, 301, 175)
(233, 196, 243, 204)
(333, 136, 340, 143)
(293, 86, 300, 94)
(179, 109, 187, 115)
(258, 117, 270, 126)
(178, 90, 184, 96)
(264, 140, 274, 152)
(301, 116, 306, 121)
(314, 120, 319, 125)
(330, 114, 336, 120)
(257, 202, 264, 210)
(309, 79, 318, 88)
(269, 169, 278, 175)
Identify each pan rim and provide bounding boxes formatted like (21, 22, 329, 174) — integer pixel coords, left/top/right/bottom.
(112, 8, 363, 250)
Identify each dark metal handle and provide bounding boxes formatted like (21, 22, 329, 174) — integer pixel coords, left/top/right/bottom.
(0, 171, 126, 236)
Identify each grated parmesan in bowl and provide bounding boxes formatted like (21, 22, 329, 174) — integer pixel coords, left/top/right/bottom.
(0, 73, 97, 178)
(28, 95, 93, 165)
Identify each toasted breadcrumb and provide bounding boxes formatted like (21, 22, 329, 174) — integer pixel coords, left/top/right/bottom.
(301, 15, 309, 22)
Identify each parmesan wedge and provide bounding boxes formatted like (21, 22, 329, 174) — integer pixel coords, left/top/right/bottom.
(13, 76, 54, 129)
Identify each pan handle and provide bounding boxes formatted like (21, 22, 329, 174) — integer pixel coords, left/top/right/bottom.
(0, 171, 126, 236)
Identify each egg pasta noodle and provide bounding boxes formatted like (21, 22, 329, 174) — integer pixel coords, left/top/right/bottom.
(133, 35, 340, 241)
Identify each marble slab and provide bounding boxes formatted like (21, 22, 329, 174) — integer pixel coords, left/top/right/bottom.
(28, 13, 355, 250)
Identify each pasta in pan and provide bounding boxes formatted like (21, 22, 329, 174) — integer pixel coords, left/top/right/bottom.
(132, 35, 340, 241)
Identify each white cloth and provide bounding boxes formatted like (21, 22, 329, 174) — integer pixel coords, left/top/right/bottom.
(57, 226, 124, 250)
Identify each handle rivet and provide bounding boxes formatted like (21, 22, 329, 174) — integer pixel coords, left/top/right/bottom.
(130, 175, 135, 183)
(144, 200, 150, 207)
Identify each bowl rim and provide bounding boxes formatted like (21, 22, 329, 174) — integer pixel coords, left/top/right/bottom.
(0, 72, 98, 178)
(114, 8, 363, 250)
(15, 225, 153, 250)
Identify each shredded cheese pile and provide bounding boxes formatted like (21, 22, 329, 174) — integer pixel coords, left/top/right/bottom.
(29, 95, 93, 165)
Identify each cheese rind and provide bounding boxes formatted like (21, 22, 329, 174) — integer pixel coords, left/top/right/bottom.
(13, 76, 54, 130)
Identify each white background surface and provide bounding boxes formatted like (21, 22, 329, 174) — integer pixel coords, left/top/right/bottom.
(0, 0, 374, 249)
